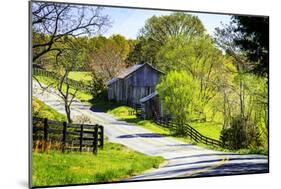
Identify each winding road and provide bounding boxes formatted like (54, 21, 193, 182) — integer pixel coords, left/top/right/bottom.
(32, 81, 269, 180)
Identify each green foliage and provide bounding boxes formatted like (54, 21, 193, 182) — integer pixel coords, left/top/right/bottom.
(220, 116, 247, 150)
(157, 71, 203, 133)
(156, 35, 229, 121)
(129, 13, 206, 65)
(220, 115, 263, 150)
(91, 77, 107, 100)
(32, 142, 164, 187)
(232, 16, 269, 76)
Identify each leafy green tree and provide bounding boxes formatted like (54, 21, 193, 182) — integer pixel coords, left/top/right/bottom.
(156, 71, 200, 134)
(129, 13, 206, 65)
(156, 35, 227, 119)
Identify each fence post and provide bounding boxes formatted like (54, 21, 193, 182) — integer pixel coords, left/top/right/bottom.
(93, 126, 98, 155)
(43, 118, 48, 151)
(43, 118, 48, 142)
(62, 122, 67, 153)
(99, 126, 104, 149)
(79, 125, 84, 152)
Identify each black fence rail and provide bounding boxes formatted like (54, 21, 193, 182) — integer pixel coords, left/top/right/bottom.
(33, 68, 92, 93)
(33, 117, 104, 154)
(154, 117, 222, 147)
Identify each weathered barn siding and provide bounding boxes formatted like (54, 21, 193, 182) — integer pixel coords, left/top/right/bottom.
(108, 79, 124, 102)
(107, 63, 163, 105)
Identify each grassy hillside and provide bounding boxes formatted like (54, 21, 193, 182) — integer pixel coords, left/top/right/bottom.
(32, 97, 67, 121)
(68, 71, 92, 83)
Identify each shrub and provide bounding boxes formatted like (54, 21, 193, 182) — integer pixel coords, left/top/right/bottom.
(220, 115, 263, 150)
(220, 116, 247, 150)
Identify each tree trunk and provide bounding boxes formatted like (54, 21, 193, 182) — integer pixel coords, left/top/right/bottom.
(223, 90, 227, 129)
(239, 79, 245, 121)
(65, 103, 72, 123)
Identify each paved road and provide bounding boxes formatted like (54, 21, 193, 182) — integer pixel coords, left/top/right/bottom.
(32, 81, 269, 180)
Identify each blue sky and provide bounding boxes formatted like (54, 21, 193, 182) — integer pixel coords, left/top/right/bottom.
(101, 6, 232, 39)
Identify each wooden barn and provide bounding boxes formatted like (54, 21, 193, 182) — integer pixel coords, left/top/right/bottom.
(107, 63, 164, 116)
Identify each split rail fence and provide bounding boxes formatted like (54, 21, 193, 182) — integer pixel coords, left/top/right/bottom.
(33, 68, 92, 93)
(154, 117, 222, 147)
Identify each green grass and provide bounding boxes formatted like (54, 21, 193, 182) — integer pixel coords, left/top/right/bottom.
(32, 97, 67, 121)
(68, 71, 92, 83)
(34, 75, 93, 102)
(190, 122, 222, 140)
(32, 142, 164, 187)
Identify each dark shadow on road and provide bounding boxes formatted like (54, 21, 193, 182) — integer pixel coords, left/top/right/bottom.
(90, 107, 104, 112)
(117, 133, 166, 139)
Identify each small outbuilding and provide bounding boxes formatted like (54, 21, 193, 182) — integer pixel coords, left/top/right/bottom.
(107, 63, 164, 106)
(139, 91, 163, 119)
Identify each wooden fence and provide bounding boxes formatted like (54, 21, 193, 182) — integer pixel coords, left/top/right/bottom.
(33, 117, 104, 154)
(154, 117, 222, 147)
(33, 68, 92, 93)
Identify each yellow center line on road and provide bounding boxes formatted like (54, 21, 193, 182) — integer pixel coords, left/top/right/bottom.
(181, 156, 229, 177)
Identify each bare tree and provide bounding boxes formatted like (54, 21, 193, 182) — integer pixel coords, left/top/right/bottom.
(215, 23, 247, 122)
(89, 39, 127, 98)
(31, 2, 111, 122)
(56, 39, 87, 123)
(32, 2, 111, 63)
(91, 41, 127, 81)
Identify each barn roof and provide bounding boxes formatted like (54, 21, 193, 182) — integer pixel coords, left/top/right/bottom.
(140, 91, 158, 103)
(118, 64, 144, 79)
(107, 77, 119, 85)
(107, 63, 164, 86)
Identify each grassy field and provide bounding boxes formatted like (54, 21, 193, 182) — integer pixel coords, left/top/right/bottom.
(32, 97, 67, 121)
(34, 75, 93, 102)
(68, 71, 92, 83)
(32, 142, 164, 187)
(190, 122, 222, 140)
